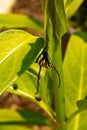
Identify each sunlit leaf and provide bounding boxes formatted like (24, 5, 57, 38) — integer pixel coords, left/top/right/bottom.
(7, 65, 55, 122)
(0, 29, 44, 94)
(0, 14, 43, 33)
(0, 125, 31, 130)
(41, 0, 67, 58)
(64, 0, 74, 7)
(65, 0, 84, 18)
(63, 32, 87, 130)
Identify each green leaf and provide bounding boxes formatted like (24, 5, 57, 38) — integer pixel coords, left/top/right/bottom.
(0, 14, 43, 33)
(0, 125, 31, 130)
(7, 65, 38, 99)
(63, 32, 87, 130)
(42, 0, 67, 37)
(18, 37, 44, 75)
(77, 100, 87, 110)
(40, 69, 53, 107)
(65, 0, 84, 18)
(0, 29, 44, 94)
(65, 0, 74, 7)
(41, 1, 67, 128)
(41, 0, 67, 58)
(0, 109, 50, 126)
(7, 66, 55, 122)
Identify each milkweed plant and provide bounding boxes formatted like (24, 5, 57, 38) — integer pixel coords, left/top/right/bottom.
(0, 0, 87, 130)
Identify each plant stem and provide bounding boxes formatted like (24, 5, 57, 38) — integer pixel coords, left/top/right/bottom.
(53, 43, 67, 130)
(41, 0, 67, 129)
